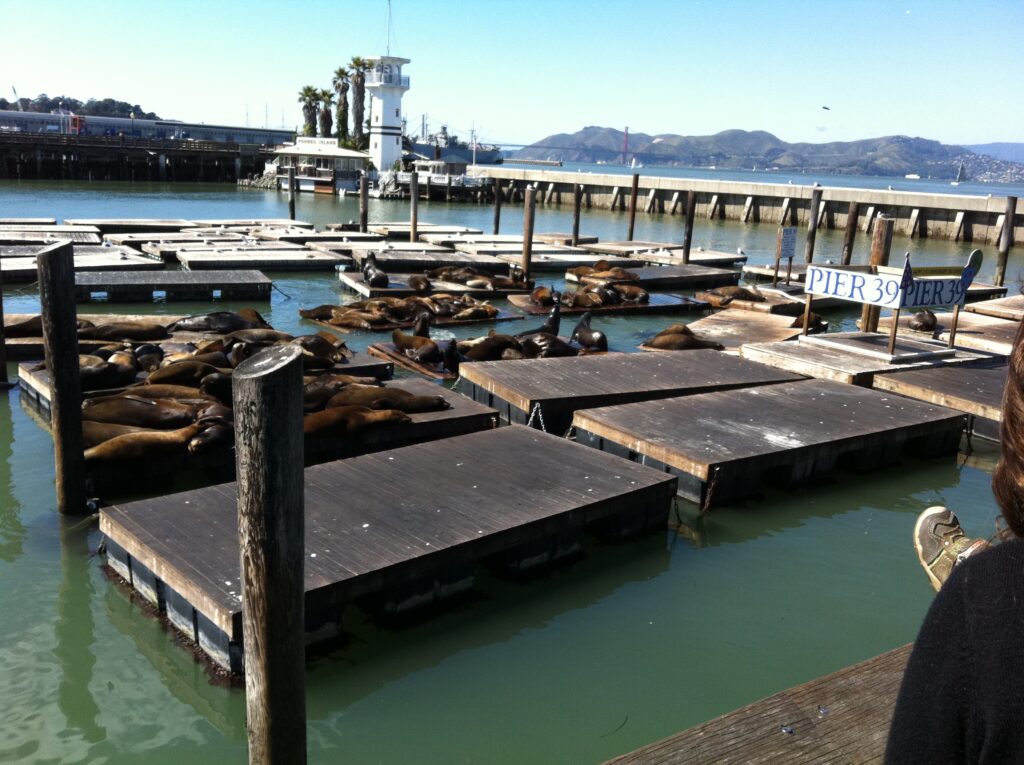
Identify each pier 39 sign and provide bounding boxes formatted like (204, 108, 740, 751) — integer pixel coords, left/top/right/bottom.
(805, 251, 982, 310)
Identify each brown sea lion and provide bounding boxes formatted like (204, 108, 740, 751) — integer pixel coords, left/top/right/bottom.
(199, 373, 233, 405)
(146, 360, 230, 387)
(82, 421, 153, 449)
(443, 339, 463, 375)
(223, 328, 294, 345)
(592, 267, 640, 282)
(561, 290, 603, 308)
(77, 322, 169, 341)
(908, 309, 938, 332)
(82, 395, 198, 429)
(299, 304, 346, 321)
(453, 305, 499, 321)
(393, 319, 440, 362)
(303, 379, 352, 412)
(325, 384, 450, 413)
(570, 312, 609, 352)
(407, 274, 432, 293)
(187, 417, 234, 454)
(611, 284, 649, 303)
(168, 311, 268, 334)
(706, 286, 765, 305)
(645, 328, 724, 351)
(531, 286, 554, 306)
(5, 315, 95, 338)
(124, 384, 219, 404)
(84, 421, 208, 463)
(133, 343, 163, 372)
(516, 301, 561, 338)
(463, 333, 521, 361)
(287, 333, 352, 366)
(501, 347, 526, 360)
(79, 360, 137, 391)
(362, 252, 389, 288)
(520, 333, 578, 358)
(303, 405, 411, 436)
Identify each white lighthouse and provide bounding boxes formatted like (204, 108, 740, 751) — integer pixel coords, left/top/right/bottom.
(365, 55, 410, 172)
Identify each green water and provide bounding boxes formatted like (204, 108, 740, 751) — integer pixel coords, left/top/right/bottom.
(0, 181, 1009, 764)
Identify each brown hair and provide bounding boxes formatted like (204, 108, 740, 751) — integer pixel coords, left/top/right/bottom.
(992, 318, 1024, 536)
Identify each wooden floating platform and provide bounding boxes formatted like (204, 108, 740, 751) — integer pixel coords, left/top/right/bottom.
(307, 309, 524, 334)
(582, 242, 747, 268)
(1, 252, 164, 282)
(74, 269, 272, 302)
(346, 247, 509, 275)
(651, 311, 808, 354)
(0, 223, 101, 234)
(178, 251, 349, 271)
(964, 294, 1024, 321)
(0, 231, 102, 245)
(369, 222, 483, 240)
(0, 217, 56, 225)
(418, 233, 530, 248)
(494, 251, 636, 272)
(456, 351, 803, 434)
(4, 313, 181, 360)
(574, 378, 966, 507)
(64, 218, 194, 234)
(189, 218, 313, 228)
(507, 292, 707, 316)
(875, 311, 1018, 356)
(607, 644, 911, 765)
(693, 290, 806, 315)
(569, 264, 740, 290)
(367, 342, 455, 380)
(336, 270, 527, 299)
(99, 426, 678, 672)
(105, 232, 245, 250)
(534, 232, 600, 246)
(741, 331, 995, 387)
(250, 229, 383, 245)
(873, 363, 1006, 442)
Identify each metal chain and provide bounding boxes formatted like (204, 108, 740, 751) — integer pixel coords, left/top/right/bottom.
(525, 402, 547, 432)
(702, 466, 721, 513)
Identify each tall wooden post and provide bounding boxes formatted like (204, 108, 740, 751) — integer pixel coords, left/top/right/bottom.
(233, 344, 307, 765)
(445, 174, 452, 203)
(409, 171, 419, 243)
(994, 196, 1018, 287)
(358, 175, 368, 233)
(492, 178, 502, 234)
(860, 215, 895, 333)
(626, 172, 640, 241)
(521, 186, 536, 281)
(571, 184, 583, 247)
(841, 201, 860, 265)
(287, 166, 296, 221)
(37, 241, 87, 514)
(804, 186, 823, 263)
(0, 265, 8, 387)
(681, 191, 697, 265)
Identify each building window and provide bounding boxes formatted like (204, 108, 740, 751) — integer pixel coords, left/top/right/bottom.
(395, 108, 399, 117)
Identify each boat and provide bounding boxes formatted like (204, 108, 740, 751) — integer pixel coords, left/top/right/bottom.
(408, 125, 502, 165)
(951, 159, 966, 186)
(905, 173, 921, 180)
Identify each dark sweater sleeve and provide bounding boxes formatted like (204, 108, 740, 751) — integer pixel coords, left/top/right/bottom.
(886, 567, 970, 764)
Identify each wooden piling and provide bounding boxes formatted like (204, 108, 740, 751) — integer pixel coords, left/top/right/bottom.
(233, 344, 307, 765)
(681, 191, 697, 265)
(627, 173, 639, 241)
(841, 201, 860, 265)
(804, 186, 823, 263)
(0, 266, 8, 387)
(409, 171, 419, 243)
(521, 186, 536, 281)
(572, 184, 583, 247)
(994, 196, 1018, 287)
(359, 175, 368, 233)
(860, 215, 895, 333)
(287, 167, 296, 221)
(37, 241, 87, 514)
(492, 178, 502, 235)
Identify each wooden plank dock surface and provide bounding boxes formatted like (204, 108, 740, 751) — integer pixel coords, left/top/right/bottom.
(0, 217, 56, 225)
(344, 247, 510, 274)
(1, 252, 164, 282)
(456, 351, 803, 434)
(606, 644, 911, 765)
(367, 342, 455, 380)
(876, 312, 1018, 356)
(872, 363, 1006, 440)
(336, 270, 527, 298)
(0, 223, 101, 234)
(964, 294, 1024, 321)
(535, 232, 600, 245)
(105, 232, 245, 250)
(188, 218, 313, 228)
(0, 231, 102, 244)
(582, 242, 746, 268)
(657, 311, 807, 353)
(569, 265, 740, 290)
(573, 379, 966, 506)
(74, 269, 271, 302)
(99, 426, 678, 671)
(508, 293, 707, 316)
(250, 228, 383, 245)
(492, 251, 636, 272)
(369, 222, 483, 239)
(177, 250, 348, 271)
(64, 218, 194, 234)
(418, 233, 533, 248)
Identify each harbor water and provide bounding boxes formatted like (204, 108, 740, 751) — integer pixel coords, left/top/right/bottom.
(0, 177, 1013, 764)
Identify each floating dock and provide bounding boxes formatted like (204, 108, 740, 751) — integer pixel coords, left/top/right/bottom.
(367, 342, 455, 380)
(250, 229, 382, 245)
(74, 269, 271, 302)
(190, 218, 313, 228)
(1, 251, 164, 282)
(693, 289, 807, 315)
(64, 218, 194, 234)
(535, 232, 600, 246)
(343, 247, 510, 274)
(0, 231, 101, 244)
(568, 264, 740, 290)
(177, 250, 349, 271)
(4, 313, 181, 360)
(965, 294, 1024, 321)
(507, 292, 707, 316)
(456, 351, 802, 434)
(336, 270, 528, 299)
(875, 312, 1019, 356)
(573, 379, 966, 507)
(105, 232, 246, 250)
(649, 311, 809, 353)
(607, 644, 911, 765)
(742, 332, 995, 386)
(141, 241, 304, 261)
(307, 308, 524, 332)
(873, 363, 1006, 441)
(491, 251, 637, 272)
(99, 425, 678, 672)
(369, 222, 483, 240)
(581, 242, 746, 268)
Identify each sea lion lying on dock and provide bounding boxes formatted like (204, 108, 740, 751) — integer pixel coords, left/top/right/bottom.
(5, 315, 95, 338)
(78, 321, 169, 342)
(168, 309, 270, 334)
(611, 284, 649, 303)
(83, 416, 232, 463)
(82, 394, 202, 429)
(325, 384, 450, 413)
(531, 286, 555, 306)
(303, 405, 411, 436)
(82, 420, 152, 449)
(407, 274, 431, 293)
(516, 301, 561, 338)
(393, 318, 442, 363)
(567, 260, 611, 278)
(146, 360, 230, 387)
(909, 309, 938, 332)
(644, 323, 724, 351)
(703, 286, 764, 306)
(519, 333, 578, 358)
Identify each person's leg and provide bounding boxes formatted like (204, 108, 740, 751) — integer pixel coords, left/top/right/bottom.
(914, 506, 991, 592)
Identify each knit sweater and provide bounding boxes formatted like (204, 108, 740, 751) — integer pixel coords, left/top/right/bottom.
(886, 537, 1024, 763)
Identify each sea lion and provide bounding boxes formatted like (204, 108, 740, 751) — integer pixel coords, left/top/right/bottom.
(393, 318, 440, 362)
(501, 347, 526, 360)
(706, 286, 765, 305)
(519, 333, 578, 358)
(407, 274, 432, 293)
(82, 395, 198, 429)
(570, 312, 609, 352)
(453, 305, 499, 321)
(199, 373, 233, 405)
(123, 384, 219, 404)
(909, 309, 938, 332)
(443, 339, 462, 375)
(517, 301, 561, 338)
(325, 384, 451, 413)
(187, 417, 234, 455)
(788, 313, 828, 332)
(82, 420, 153, 449)
(411, 313, 432, 338)
(561, 290, 603, 309)
(611, 284, 649, 303)
(592, 267, 640, 282)
(228, 342, 256, 367)
(299, 304, 346, 321)
(645, 324, 724, 351)
(531, 286, 554, 307)
(303, 405, 411, 436)
(223, 328, 294, 345)
(5, 315, 94, 337)
(84, 421, 209, 463)
(146, 360, 230, 387)
(362, 252, 389, 288)
(133, 343, 163, 372)
(168, 310, 269, 334)
(287, 333, 352, 365)
(303, 379, 352, 412)
(77, 322, 169, 342)
(463, 333, 521, 361)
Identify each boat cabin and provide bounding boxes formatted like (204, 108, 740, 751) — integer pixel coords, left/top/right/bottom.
(270, 137, 370, 193)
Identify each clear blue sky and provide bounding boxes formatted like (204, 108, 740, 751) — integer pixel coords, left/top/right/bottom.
(4, 0, 1022, 147)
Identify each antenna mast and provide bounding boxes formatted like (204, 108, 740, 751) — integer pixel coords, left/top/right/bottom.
(386, 0, 392, 56)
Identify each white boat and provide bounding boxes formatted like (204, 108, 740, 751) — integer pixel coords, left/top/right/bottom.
(904, 173, 920, 180)
(950, 159, 966, 186)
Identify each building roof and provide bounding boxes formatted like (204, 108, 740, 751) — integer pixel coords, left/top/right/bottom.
(273, 138, 369, 160)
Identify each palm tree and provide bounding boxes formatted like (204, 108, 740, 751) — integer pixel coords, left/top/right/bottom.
(332, 66, 350, 143)
(318, 89, 335, 138)
(297, 85, 319, 137)
(349, 56, 369, 145)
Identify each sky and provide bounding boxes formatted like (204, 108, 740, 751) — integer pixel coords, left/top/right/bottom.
(3, 0, 1022, 148)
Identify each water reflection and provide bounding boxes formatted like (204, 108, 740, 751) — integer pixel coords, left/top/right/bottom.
(0, 389, 25, 563)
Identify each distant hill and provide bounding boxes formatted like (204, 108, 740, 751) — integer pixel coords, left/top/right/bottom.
(515, 127, 1024, 183)
(967, 143, 1024, 164)
(0, 94, 160, 120)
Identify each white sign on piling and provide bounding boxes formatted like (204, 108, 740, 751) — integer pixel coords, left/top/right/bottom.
(780, 227, 797, 260)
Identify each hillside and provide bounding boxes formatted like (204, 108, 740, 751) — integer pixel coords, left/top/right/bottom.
(967, 143, 1024, 164)
(0, 94, 160, 120)
(515, 127, 1024, 182)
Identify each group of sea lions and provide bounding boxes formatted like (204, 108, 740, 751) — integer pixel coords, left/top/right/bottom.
(358, 251, 533, 294)
(300, 294, 500, 330)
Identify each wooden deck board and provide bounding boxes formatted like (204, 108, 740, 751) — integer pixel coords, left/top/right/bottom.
(0, 232, 102, 244)
(964, 294, 1024, 321)
(507, 293, 707, 316)
(606, 645, 911, 765)
(188, 218, 313, 228)
(367, 342, 455, 380)
(876, 312, 1019, 356)
(344, 248, 510, 275)
(63, 218, 194, 234)
(655, 311, 807, 353)
(368, 222, 483, 239)
(73, 269, 271, 302)
(569, 265, 740, 290)
(573, 379, 966, 506)
(336, 270, 528, 298)
(177, 251, 348, 271)
(1, 252, 165, 282)
(581, 242, 746, 268)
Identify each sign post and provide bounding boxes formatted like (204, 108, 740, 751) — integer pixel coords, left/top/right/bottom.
(773, 227, 797, 288)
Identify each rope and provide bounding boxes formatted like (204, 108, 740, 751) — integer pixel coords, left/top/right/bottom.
(271, 283, 293, 300)
(702, 466, 721, 513)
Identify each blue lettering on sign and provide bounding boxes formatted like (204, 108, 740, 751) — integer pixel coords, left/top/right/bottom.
(834, 272, 848, 297)
(850, 274, 866, 301)
(806, 267, 824, 292)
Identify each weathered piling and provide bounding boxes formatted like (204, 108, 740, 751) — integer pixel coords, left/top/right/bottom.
(841, 201, 860, 265)
(682, 191, 697, 264)
(359, 175, 368, 233)
(521, 186, 537, 280)
(233, 345, 307, 765)
(994, 196, 1018, 287)
(627, 173, 640, 241)
(287, 167, 296, 221)
(572, 184, 583, 247)
(0, 267, 8, 387)
(409, 171, 419, 243)
(804, 186, 823, 263)
(37, 241, 87, 514)
(860, 215, 895, 333)
(492, 179, 502, 235)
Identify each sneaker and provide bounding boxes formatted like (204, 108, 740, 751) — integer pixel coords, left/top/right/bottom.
(914, 506, 990, 592)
